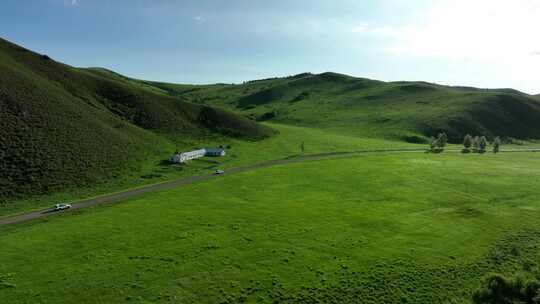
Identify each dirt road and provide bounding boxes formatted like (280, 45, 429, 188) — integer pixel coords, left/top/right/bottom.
(1, 147, 538, 226)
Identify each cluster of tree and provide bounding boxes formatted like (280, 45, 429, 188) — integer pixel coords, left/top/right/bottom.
(473, 273, 540, 304)
(429, 133, 502, 153)
(463, 135, 501, 153)
(428, 132, 448, 153)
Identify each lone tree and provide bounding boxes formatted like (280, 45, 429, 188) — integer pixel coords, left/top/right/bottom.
(463, 134, 473, 152)
(493, 137, 501, 153)
(478, 136, 488, 153)
(438, 132, 448, 148)
(428, 136, 438, 152)
(428, 134, 446, 153)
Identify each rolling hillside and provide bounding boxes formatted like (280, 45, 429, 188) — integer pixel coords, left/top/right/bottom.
(2, 36, 539, 204)
(0, 38, 271, 203)
(148, 73, 540, 143)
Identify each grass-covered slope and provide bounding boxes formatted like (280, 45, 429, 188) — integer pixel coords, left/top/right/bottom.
(0, 38, 271, 202)
(156, 72, 540, 142)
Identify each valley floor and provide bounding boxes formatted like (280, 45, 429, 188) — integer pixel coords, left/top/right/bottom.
(2, 145, 540, 303)
(0, 123, 415, 218)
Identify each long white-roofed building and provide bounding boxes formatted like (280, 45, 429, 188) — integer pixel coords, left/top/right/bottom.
(169, 149, 206, 163)
(169, 148, 226, 163)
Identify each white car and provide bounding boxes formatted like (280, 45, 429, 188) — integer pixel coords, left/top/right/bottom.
(54, 203, 72, 211)
(214, 170, 225, 175)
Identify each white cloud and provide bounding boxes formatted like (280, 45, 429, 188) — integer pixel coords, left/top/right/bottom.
(369, 26, 404, 37)
(361, 0, 540, 93)
(351, 25, 366, 33)
(64, 0, 80, 6)
(194, 16, 206, 23)
(375, 0, 540, 62)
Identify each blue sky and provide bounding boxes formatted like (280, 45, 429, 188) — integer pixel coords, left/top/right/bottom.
(2, 0, 540, 93)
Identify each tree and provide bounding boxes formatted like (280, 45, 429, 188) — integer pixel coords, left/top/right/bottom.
(428, 134, 448, 153)
(438, 132, 448, 148)
(428, 136, 438, 152)
(479, 136, 488, 153)
(461, 134, 473, 153)
(463, 134, 473, 152)
(493, 136, 501, 153)
(472, 136, 480, 153)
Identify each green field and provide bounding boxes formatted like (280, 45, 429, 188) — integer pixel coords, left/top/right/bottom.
(0, 123, 415, 218)
(2, 152, 540, 303)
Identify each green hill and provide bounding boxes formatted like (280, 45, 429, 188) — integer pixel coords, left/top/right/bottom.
(151, 72, 540, 143)
(0, 38, 271, 202)
(2, 35, 539, 204)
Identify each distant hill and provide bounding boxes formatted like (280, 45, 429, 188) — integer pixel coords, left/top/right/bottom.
(149, 72, 540, 143)
(0, 38, 271, 201)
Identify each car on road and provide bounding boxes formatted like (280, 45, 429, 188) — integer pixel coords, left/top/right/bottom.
(214, 169, 225, 175)
(53, 203, 72, 211)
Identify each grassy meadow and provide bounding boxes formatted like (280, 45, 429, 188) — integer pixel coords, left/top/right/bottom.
(2, 152, 540, 303)
(0, 123, 415, 218)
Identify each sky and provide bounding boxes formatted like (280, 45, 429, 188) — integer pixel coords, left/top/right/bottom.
(1, 0, 540, 94)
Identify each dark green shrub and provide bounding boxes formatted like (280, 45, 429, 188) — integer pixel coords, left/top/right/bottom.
(523, 280, 540, 302)
(472, 274, 520, 304)
(472, 274, 540, 304)
(403, 135, 427, 144)
(257, 110, 277, 121)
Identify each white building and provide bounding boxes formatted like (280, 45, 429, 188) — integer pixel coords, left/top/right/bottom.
(169, 149, 206, 163)
(169, 148, 226, 163)
(169, 153, 183, 163)
(205, 148, 226, 157)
